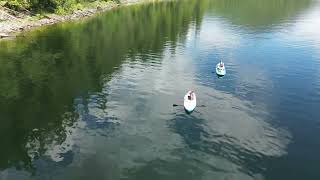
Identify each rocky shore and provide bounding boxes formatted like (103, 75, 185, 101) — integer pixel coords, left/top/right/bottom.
(0, 0, 149, 39)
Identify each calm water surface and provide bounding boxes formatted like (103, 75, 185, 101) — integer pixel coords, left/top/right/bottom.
(0, 0, 320, 179)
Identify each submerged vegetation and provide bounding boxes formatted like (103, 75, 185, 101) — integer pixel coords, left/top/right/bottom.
(1, 0, 114, 14)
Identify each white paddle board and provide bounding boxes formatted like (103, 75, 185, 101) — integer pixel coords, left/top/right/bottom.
(184, 91, 196, 113)
(216, 62, 226, 76)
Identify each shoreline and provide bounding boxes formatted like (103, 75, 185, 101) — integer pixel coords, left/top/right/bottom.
(0, 0, 157, 39)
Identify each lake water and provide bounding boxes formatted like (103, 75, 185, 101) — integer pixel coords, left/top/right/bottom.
(0, 0, 320, 179)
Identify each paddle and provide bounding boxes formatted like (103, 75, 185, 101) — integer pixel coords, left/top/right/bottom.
(173, 104, 206, 107)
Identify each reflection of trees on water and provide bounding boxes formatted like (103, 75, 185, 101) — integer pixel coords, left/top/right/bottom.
(0, 0, 311, 175)
(207, 0, 312, 31)
(0, 0, 208, 172)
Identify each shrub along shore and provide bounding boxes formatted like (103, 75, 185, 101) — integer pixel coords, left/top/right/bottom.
(0, 0, 155, 38)
(1, 0, 116, 14)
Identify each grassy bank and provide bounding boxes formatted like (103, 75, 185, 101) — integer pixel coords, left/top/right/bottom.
(0, 0, 116, 14)
(0, 0, 134, 37)
(1, 0, 166, 37)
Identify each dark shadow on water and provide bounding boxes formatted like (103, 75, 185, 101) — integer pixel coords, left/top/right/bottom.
(216, 74, 225, 78)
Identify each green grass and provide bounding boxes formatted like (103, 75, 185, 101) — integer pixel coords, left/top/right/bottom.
(1, 0, 114, 14)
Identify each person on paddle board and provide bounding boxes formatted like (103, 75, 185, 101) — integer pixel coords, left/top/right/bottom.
(188, 91, 194, 100)
(219, 60, 224, 67)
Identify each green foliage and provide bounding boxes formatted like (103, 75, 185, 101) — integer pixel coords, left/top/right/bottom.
(3, 0, 31, 11)
(2, 0, 112, 13)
